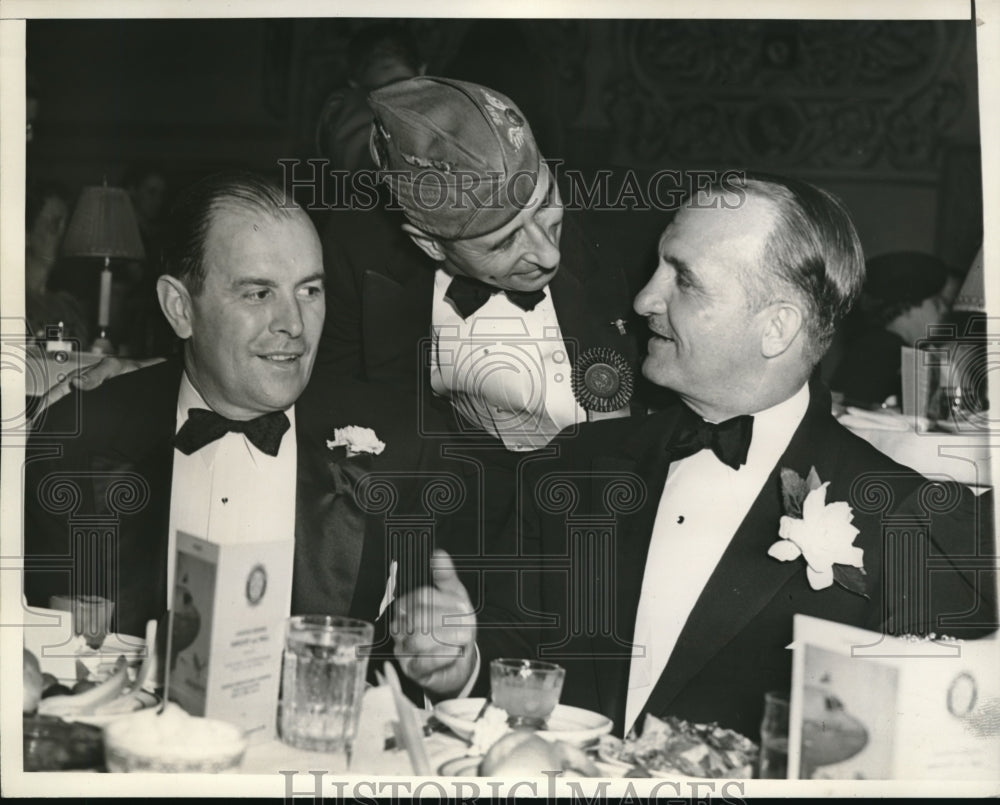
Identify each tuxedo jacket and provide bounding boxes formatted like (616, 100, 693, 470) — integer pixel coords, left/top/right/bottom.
(315, 202, 640, 399)
(23, 358, 454, 649)
(481, 382, 997, 739)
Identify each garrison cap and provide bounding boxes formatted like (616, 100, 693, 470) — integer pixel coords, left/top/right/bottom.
(368, 76, 542, 240)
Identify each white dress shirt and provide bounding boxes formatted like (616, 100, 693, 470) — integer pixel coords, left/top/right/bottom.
(624, 383, 811, 734)
(429, 268, 586, 450)
(166, 373, 297, 606)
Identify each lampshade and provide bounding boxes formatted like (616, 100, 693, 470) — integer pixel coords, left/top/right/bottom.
(952, 245, 985, 313)
(61, 184, 146, 261)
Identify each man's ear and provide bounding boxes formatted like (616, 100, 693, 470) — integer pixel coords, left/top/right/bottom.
(402, 223, 446, 262)
(157, 275, 194, 340)
(760, 301, 804, 358)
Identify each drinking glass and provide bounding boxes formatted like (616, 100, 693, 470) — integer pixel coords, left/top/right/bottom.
(489, 658, 565, 729)
(278, 615, 374, 754)
(50, 594, 115, 650)
(758, 691, 790, 779)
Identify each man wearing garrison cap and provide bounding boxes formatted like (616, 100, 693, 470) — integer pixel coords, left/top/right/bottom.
(317, 76, 640, 451)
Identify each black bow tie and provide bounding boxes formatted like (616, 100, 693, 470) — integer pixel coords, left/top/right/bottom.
(667, 406, 754, 470)
(444, 274, 547, 319)
(174, 408, 290, 457)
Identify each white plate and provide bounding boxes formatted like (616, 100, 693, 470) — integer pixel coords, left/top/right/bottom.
(438, 754, 633, 778)
(38, 634, 147, 688)
(60, 691, 162, 727)
(433, 698, 613, 748)
(24, 606, 148, 684)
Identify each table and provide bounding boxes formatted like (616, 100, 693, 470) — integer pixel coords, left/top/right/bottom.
(239, 686, 468, 776)
(837, 408, 996, 489)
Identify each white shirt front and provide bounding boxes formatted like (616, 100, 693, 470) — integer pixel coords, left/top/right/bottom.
(429, 268, 586, 451)
(624, 384, 811, 734)
(165, 373, 297, 606)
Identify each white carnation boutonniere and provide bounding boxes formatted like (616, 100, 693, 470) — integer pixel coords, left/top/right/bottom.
(326, 426, 386, 458)
(767, 466, 868, 598)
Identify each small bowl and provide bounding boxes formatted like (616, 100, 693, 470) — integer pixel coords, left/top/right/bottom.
(103, 704, 246, 773)
(489, 658, 566, 729)
(23, 714, 104, 771)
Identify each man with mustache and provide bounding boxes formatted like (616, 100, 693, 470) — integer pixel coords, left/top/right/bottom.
(315, 75, 640, 451)
(392, 173, 996, 737)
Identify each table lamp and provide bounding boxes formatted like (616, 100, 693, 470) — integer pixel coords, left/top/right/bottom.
(951, 245, 985, 313)
(61, 180, 145, 353)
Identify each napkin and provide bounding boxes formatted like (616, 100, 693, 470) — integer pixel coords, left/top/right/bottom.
(352, 685, 411, 770)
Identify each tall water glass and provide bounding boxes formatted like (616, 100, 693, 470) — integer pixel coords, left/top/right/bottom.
(278, 615, 374, 754)
(758, 691, 790, 779)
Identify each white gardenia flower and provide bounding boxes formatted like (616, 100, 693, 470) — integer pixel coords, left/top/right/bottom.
(326, 426, 386, 456)
(768, 482, 863, 590)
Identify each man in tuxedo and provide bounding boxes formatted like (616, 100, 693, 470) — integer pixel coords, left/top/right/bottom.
(22, 172, 444, 641)
(315, 76, 640, 451)
(392, 172, 997, 736)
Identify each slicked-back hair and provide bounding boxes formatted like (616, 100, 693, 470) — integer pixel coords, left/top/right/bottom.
(161, 172, 298, 296)
(707, 172, 865, 365)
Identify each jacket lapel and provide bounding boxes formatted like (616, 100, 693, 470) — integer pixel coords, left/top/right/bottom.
(88, 360, 181, 636)
(585, 407, 687, 726)
(639, 385, 843, 723)
(292, 434, 379, 619)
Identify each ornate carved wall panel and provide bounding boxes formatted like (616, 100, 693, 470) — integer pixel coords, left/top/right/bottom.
(603, 20, 973, 178)
(284, 19, 977, 182)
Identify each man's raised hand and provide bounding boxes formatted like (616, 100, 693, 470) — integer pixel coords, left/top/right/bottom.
(40, 356, 164, 413)
(391, 549, 477, 697)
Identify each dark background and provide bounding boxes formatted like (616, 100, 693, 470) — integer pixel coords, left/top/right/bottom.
(26, 17, 984, 298)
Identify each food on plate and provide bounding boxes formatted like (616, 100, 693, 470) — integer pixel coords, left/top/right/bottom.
(599, 714, 758, 778)
(478, 731, 600, 777)
(469, 703, 511, 755)
(38, 655, 130, 717)
(33, 620, 160, 719)
(72, 679, 98, 695)
(103, 703, 247, 773)
(24, 649, 43, 714)
(23, 714, 105, 771)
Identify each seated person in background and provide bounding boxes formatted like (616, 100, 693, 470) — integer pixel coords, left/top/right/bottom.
(391, 173, 997, 738)
(831, 251, 948, 407)
(119, 162, 176, 358)
(23, 173, 453, 653)
(25, 180, 89, 345)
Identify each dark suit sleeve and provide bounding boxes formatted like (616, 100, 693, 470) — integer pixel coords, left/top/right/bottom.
(860, 475, 998, 641)
(464, 446, 573, 697)
(911, 484, 995, 639)
(22, 393, 96, 610)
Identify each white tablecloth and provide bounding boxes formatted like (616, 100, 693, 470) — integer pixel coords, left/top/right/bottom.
(240, 686, 468, 775)
(837, 409, 995, 489)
